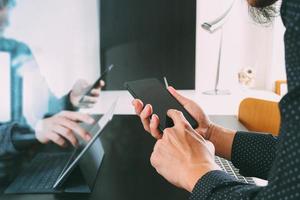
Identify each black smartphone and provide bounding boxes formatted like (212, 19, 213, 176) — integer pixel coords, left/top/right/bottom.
(79, 64, 115, 103)
(125, 78, 198, 131)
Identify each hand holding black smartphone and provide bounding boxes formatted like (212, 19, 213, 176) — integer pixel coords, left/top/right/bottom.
(79, 64, 114, 103)
(125, 78, 198, 131)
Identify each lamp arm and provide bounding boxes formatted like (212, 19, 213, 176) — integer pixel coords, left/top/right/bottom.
(202, 0, 236, 33)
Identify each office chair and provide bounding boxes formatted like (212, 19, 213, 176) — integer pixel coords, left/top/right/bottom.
(238, 98, 281, 136)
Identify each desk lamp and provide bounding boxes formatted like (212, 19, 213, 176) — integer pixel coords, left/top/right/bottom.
(202, 0, 236, 95)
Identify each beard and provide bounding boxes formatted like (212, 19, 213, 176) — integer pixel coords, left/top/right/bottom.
(247, 0, 280, 25)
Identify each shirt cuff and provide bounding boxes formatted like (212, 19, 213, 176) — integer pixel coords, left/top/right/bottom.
(0, 123, 19, 157)
(189, 170, 237, 200)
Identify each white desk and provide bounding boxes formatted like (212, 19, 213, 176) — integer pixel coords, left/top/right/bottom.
(81, 89, 281, 116)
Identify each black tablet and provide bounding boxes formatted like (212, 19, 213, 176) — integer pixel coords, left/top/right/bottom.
(125, 78, 198, 131)
(53, 100, 117, 189)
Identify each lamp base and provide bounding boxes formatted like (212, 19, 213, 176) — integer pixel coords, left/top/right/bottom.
(203, 89, 231, 95)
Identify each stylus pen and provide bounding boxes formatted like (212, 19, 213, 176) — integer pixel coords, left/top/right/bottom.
(164, 76, 169, 88)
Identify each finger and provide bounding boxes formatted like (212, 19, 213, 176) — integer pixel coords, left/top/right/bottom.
(48, 132, 67, 147)
(78, 103, 94, 109)
(57, 116, 92, 141)
(167, 109, 188, 127)
(59, 111, 95, 124)
(100, 80, 105, 87)
(81, 96, 98, 104)
(168, 86, 190, 106)
(90, 89, 100, 97)
(150, 114, 162, 139)
(140, 104, 153, 132)
(94, 80, 105, 89)
(53, 125, 79, 147)
(132, 99, 144, 115)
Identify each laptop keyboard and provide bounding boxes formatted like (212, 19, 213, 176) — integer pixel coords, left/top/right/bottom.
(215, 156, 255, 184)
(5, 152, 72, 194)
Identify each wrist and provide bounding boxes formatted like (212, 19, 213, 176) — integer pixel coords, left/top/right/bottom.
(69, 92, 76, 107)
(184, 163, 220, 192)
(34, 120, 47, 144)
(206, 123, 218, 142)
(207, 124, 237, 160)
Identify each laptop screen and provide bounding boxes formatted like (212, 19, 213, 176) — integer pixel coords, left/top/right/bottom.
(0, 52, 11, 122)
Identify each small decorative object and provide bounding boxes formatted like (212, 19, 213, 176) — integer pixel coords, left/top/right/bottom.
(238, 67, 255, 88)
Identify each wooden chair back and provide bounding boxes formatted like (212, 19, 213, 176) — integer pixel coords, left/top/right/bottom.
(238, 98, 281, 136)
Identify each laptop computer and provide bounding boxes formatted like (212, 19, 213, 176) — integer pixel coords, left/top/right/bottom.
(5, 100, 117, 194)
(0, 52, 11, 122)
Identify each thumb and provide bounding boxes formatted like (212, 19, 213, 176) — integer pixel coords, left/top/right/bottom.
(168, 86, 190, 106)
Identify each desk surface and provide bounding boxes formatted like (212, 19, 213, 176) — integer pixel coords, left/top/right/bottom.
(0, 115, 256, 200)
(81, 90, 281, 116)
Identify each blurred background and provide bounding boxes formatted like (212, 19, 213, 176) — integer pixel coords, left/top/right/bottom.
(5, 0, 100, 96)
(0, 0, 287, 125)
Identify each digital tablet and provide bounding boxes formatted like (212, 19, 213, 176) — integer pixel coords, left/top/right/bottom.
(53, 99, 117, 188)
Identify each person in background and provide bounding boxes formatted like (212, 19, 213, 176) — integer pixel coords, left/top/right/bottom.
(133, 0, 300, 199)
(0, 0, 104, 156)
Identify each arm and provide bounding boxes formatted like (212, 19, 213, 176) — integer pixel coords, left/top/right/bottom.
(0, 123, 19, 156)
(190, 62, 300, 200)
(0, 123, 38, 157)
(209, 125, 278, 179)
(133, 87, 277, 179)
(231, 131, 278, 179)
(47, 92, 77, 117)
(190, 95, 298, 199)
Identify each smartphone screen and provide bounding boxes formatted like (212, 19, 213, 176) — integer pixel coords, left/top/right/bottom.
(79, 64, 114, 103)
(125, 78, 198, 131)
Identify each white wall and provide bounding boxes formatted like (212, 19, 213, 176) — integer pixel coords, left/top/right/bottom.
(196, 0, 286, 93)
(5, 0, 286, 96)
(5, 0, 100, 97)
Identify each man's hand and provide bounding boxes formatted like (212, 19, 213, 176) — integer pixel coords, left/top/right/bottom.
(150, 109, 220, 192)
(35, 111, 95, 147)
(132, 86, 213, 140)
(70, 79, 105, 108)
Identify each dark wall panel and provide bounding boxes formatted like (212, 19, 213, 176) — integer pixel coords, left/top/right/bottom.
(100, 0, 196, 90)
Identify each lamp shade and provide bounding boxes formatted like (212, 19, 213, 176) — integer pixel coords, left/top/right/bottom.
(201, 0, 236, 33)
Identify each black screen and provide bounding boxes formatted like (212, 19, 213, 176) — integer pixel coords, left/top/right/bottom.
(125, 78, 198, 131)
(100, 0, 196, 90)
